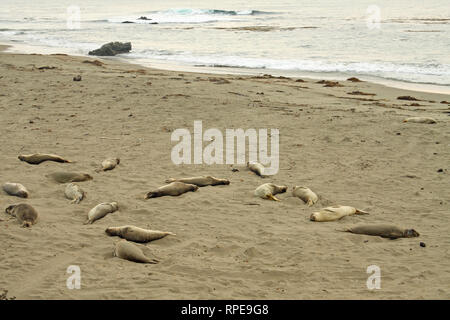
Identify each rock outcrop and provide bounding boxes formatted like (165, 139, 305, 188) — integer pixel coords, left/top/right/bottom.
(88, 42, 132, 56)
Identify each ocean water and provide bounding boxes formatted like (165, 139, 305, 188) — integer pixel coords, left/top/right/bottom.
(1, 0, 449, 91)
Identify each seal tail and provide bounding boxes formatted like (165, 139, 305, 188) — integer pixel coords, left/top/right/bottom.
(267, 194, 281, 202)
(335, 228, 350, 233)
(165, 178, 176, 183)
(144, 258, 159, 264)
(355, 209, 369, 215)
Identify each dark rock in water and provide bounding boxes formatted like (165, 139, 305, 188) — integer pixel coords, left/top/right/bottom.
(122, 21, 135, 24)
(73, 75, 82, 81)
(138, 16, 151, 20)
(397, 95, 420, 101)
(88, 42, 132, 56)
(420, 242, 426, 247)
(347, 77, 363, 82)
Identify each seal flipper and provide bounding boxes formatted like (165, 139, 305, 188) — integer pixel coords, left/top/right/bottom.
(355, 209, 369, 215)
(266, 194, 281, 201)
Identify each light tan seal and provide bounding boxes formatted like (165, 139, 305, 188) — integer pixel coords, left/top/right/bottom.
(96, 158, 120, 172)
(2, 183, 29, 198)
(5, 203, 39, 227)
(247, 162, 265, 177)
(47, 172, 93, 183)
(65, 183, 85, 204)
(84, 202, 118, 224)
(310, 205, 368, 222)
(114, 239, 159, 264)
(18, 153, 72, 165)
(254, 183, 287, 201)
(342, 224, 419, 239)
(403, 117, 437, 124)
(292, 186, 318, 206)
(106, 225, 176, 243)
(145, 182, 199, 199)
(165, 176, 230, 187)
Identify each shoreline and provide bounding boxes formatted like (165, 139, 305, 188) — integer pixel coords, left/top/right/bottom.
(2, 41, 450, 95)
(0, 47, 449, 299)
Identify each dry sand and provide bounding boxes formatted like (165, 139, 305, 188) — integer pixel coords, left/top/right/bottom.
(0, 47, 449, 299)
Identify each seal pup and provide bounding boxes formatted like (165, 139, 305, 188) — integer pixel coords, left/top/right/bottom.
(310, 205, 369, 222)
(47, 172, 93, 183)
(403, 117, 437, 124)
(65, 183, 85, 204)
(84, 202, 118, 224)
(106, 225, 175, 243)
(5, 203, 39, 227)
(145, 182, 199, 199)
(18, 153, 72, 165)
(247, 162, 265, 177)
(254, 183, 287, 201)
(292, 186, 318, 206)
(96, 158, 120, 172)
(342, 224, 419, 239)
(114, 239, 159, 264)
(165, 176, 230, 187)
(2, 183, 29, 198)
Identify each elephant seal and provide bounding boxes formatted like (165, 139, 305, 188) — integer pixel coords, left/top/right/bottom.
(2, 183, 29, 198)
(47, 172, 93, 183)
(65, 183, 85, 204)
(106, 225, 175, 243)
(255, 183, 287, 201)
(292, 186, 318, 206)
(403, 117, 437, 124)
(5, 203, 39, 227)
(96, 158, 120, 172)
(114, 239, 159, 264)
(84, 202, 118, 224)
(18, 153, 72, 165)
(165, 176, 230, 187)
(247, 162, 265, 177)
(342, 224, 419, 239)
(310, 205, 368, 222)
(145, 182, 199, 199)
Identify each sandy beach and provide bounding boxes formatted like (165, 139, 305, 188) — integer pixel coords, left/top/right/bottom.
(0, 47, 449, 299)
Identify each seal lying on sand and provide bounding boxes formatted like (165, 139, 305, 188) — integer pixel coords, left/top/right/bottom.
(65, 183, 85, 204)
(292, 186, 318, 206)
(106, 225, 175, 243)
(85, 202, 118, 224)
(96, 158, 120, 172)
(165, 176, 230, 187)
(2, 183, 29, 198)
(255, 183, 287, 201)
(18, 153, 72, 165)
(47, 172, 93, 183)
(342, 224, 419, 239)
(114, 239, 159, 264)
(403, 117, 437, 124)
(145, 182, 199, 199)
(5, 203, 39, 227)
(310, 205, 368, 222)
(247, 162, 265, 177)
